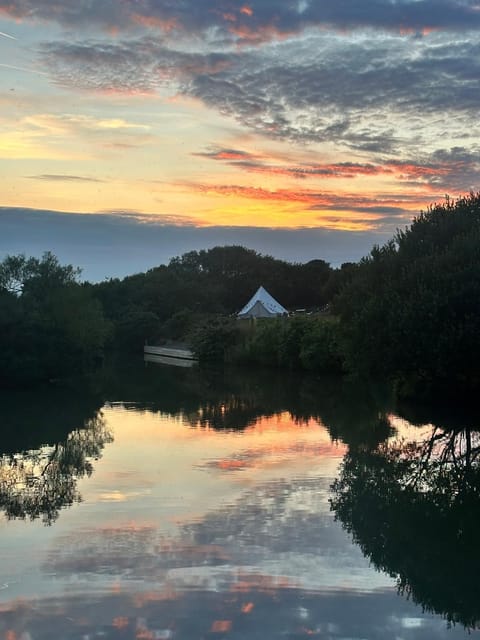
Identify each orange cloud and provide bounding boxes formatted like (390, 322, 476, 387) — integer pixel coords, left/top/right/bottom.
(191, 183, 321, 203)
(399, 26, 439, 36)
(240, 6, 253, 17)
(222, 12, 237, 22)
(112, 617, 129, 629)
(211, 620, 232, 633)
(229, 23, 295, 45)
(197, 148, 463, 185)
(179, 178, 429, 229)
(96, 86, 156, 97)
(216, 150, 256, 160)
(189, 182, 409, 209)
(387, 161, 452, 179)
(132, 14, 179, 32)
(216, 459, 252, 470)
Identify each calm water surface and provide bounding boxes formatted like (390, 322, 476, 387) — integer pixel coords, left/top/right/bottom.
(0, 360, 478, 639)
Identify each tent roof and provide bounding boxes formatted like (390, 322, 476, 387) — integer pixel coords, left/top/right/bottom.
(238, 286, 288, 316)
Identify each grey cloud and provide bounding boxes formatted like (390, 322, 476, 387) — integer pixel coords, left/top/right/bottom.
(301, 0, 480, 32)
(186, 35, 480, 148)
(326, 205, 412, 217)
(198, 151, 385, 178)
(0, 0, 129, 31)
(390, 148, 480, 191)
(27, 174, 104, 182)
(95, 208, 203, 226)
(192, 147, 260, 161)
(38, 32, 480, 154)
(0, 207, 389, 280)
(39, 38, 231, 93)
(4, 0, 480, 40)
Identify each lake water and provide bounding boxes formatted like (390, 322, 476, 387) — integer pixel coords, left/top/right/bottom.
(0, 359, 478, 639)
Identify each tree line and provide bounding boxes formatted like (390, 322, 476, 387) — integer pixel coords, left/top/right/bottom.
(335, 192, 480, 396)
(190, 193, 480, 396)
(90, 245, 349, 350)
(0, 252, 110, 387)
(1, 192, 480, 394)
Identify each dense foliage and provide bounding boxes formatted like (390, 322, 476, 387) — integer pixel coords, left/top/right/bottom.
(91, 245, 340, 348)
(0, 252, 111, 386)
(188, 315, 344, 373)
(335, 193, 480, 393)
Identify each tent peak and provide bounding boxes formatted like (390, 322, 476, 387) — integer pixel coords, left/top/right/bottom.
(238, 285, 288, 318)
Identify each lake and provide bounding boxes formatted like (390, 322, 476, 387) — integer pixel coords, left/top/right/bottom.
(0, 358, 478, 639)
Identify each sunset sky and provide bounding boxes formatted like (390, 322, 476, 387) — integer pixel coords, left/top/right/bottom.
(1, 0, 479, 279)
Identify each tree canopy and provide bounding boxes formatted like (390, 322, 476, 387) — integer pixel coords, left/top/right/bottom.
(0, 252, 111, 386)
(334, 192, 480, 393)
(92, 245, 336, 347)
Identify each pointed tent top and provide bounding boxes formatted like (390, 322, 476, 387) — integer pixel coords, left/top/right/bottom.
(238, 285, 288, 317)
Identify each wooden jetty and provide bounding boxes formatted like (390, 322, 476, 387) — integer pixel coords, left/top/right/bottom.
(144, 352, 196, 368)
(144, 344, 197, 363)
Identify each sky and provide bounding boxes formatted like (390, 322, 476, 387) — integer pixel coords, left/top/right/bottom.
(1, 0, 479, 280)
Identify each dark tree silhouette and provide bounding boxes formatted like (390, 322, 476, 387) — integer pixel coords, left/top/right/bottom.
(335, 193, 480, 393)
(0, 252, 111, 387)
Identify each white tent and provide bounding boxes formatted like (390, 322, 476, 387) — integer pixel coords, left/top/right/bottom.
(238, 286, 288, 318)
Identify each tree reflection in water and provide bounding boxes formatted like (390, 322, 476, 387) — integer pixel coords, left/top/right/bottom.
(1, 358, 480, 637)
(105, 355, 396, 440)
(331, 419, 480, 629)
(0, 388, 112, 524)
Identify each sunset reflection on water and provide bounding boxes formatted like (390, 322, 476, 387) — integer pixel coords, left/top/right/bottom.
(0, 382, 475, 639)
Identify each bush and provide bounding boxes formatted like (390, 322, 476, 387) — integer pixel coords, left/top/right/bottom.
(299, 317, 344, 373)
(230, 315, 345, 373)
(115, 311, 160, 352)
(189, 317, 240, 362)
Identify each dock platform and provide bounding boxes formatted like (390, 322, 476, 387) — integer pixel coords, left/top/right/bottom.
(144, 345, 197, 361)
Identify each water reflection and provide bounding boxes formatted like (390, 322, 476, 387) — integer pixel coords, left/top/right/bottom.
(1, 360, 479, 638)
(331, 416, 480, 629)
(0, 385, 104, 454)
(0, 385, 111, 523)
(103, 356, 396, 440)
(0, 587, 468, 640)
